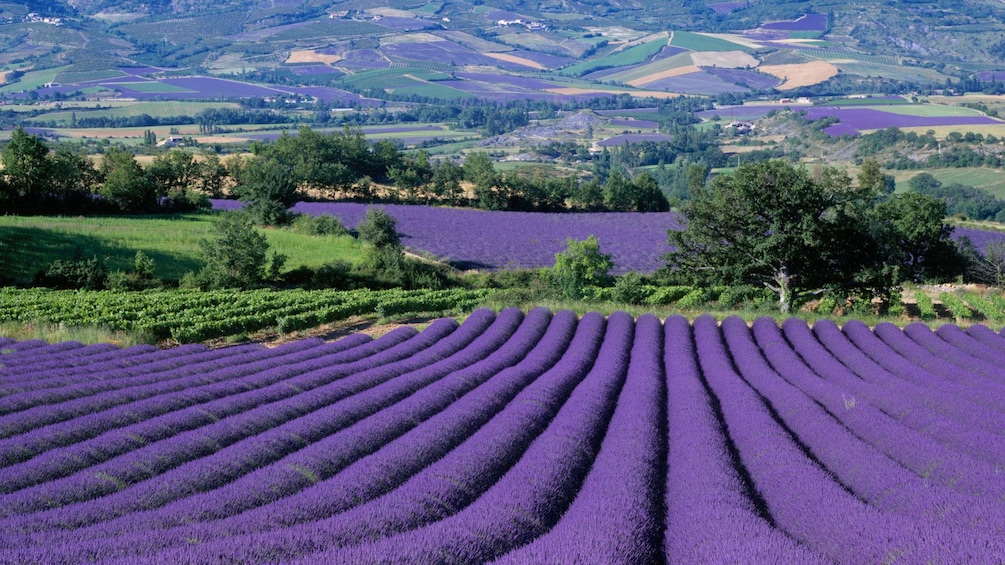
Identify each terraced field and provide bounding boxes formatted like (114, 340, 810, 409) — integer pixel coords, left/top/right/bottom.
(2, 308, 1005, 562)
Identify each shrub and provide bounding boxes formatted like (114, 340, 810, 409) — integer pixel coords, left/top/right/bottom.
(550, 235, 613, 300)
(290, 213, 349, 237)
(612, 272, 648, 304)
(196, 212, 269, 289)
(915, 290, 936, 321)
(34, 256, 107, 290)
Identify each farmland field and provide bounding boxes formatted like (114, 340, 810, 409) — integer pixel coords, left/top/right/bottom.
(0, 214, 366, 284)
(256, 202, 1005, 273)
(2, 309, 1005, 562)
(891, 168, 1005, 197)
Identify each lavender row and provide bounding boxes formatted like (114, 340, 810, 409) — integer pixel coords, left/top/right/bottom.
(0, 315, 471, 524)
(140, 312, 608, 563)
(9, 307, 518, 530)
(18, 308, 567, 561)
(0, 344, 201, 393)
(0, 333, 386, 490)
(0, 342, 276, 415)
(692, 315, 974, 562)
(493, 314, 664, 563)
(312, 312, 635, 563)
(936, 323, 1005, 365)
(901, 322, 1005, 381)
(876, 321, 1005, 385)
(0, 343, 273, 429)
(839, 321, 1005, 424)
(782, 319, 1005, 471)
(0, 342, 143, 382)
(0, 335, 376, 459)
(742, 318, 1005, 533)
(661, 315, 827, 563)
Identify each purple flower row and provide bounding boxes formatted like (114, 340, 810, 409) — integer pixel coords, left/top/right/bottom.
(493, 314, 664, 563)
(19, 308, 568, 562)
(0, 317, 466, 525)
(4, 314, 1005, 561)
(0, 333, 386, 491)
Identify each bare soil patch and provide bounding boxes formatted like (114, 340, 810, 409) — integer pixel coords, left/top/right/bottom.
(285, 50, 342, 64)
(759, 61, 838, 90)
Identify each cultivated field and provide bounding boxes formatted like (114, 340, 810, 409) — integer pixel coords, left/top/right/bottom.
(2, 309, 1005, 562)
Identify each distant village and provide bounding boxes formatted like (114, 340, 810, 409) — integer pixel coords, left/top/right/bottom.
(0, 12, 64, 26)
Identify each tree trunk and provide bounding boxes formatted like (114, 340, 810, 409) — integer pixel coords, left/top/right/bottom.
(773, 266, 792, 314)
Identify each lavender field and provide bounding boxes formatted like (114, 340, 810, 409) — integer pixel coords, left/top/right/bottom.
(3, 309, 1005, 562)
(280, 202, 1005, 273)
(287, 202, 681, 273)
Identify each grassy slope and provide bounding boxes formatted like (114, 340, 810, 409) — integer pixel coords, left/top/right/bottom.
(0, 213, 366, 283)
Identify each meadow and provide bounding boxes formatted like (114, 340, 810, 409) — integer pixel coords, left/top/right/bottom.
(2, 309, 1004, 562)
(0, 214, 365, 284)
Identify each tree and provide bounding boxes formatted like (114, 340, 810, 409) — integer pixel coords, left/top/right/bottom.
(231, 155, 299, 225)
(666, 159, 887, 313)
(356, 207, 400, 250)
(197, 212, 270, 288)
(874, 192, 960, 283)
(98, 148, 158, 212)
(551, 235, 613, 299)
(2, 127, 53, 213)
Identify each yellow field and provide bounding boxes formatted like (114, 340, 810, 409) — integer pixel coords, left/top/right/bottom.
(483, 52, 546, 70)
(627, 65, 699, 87)
(759, 61, 839, 90)
(285, 50, 341, 65)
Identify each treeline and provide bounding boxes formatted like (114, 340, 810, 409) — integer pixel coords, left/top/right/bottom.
(0, 126, 669, 217)
(0, 128, 223, 215)
(233, 125, 669, 223)
(856, 126, 1005, 169)
(908, 172, 1005, 222)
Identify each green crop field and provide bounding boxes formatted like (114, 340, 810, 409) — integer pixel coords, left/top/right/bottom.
(0, 214, 366, 284)
(34, 102, 242, 125)
(870, 104, 985, 118)
(0, 65, 70, 93)
(669, 31, 751, 52)
(598, 53, 693, 84)
(561, 38, 669, 77)
(892, 168, 1005, 198)
(825, 97, 910, 106)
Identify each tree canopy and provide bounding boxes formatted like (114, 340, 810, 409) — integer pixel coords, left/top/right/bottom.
(665, 159, 960, 312)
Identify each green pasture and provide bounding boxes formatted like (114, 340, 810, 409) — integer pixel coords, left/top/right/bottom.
(865, 104, 984, 118)
(892, 168, 1005, 198)
(391, 84, 476, 100)
(669, 31, 751, 52)
(270, 19, 387, 41)
(54, 69, 126, 84)
(561, 38, 668, 77)
(831, 61, 948, 83)
(36, 102, 241, 125)
(341, 68, 451, 90)
(598, 53, 693, 84)
(825, 96, 909, 106)
(412, 1, 443, 15)
(0, 65, 70, 93)
(0, 214, 366, 283)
